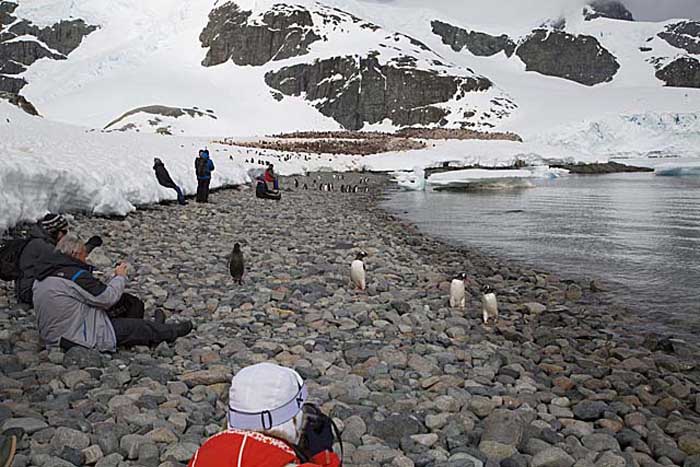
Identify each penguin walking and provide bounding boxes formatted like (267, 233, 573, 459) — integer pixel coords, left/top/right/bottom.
(294, 179, 299, 189)
(481, 285, 499, 324)
(449, 273, 467, 309)
(303, 183, 308, 190)
(229, 243, 245, 285)
(350, 251, 368, 291)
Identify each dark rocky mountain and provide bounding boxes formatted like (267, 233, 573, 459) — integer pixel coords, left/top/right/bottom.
(658, 22, 700, 55)
(516, 30, 620, 86)
(583, 0, 634, 22)
(656, 57, 700, 88)
(200, 1, 515, 130)
(265, 54, 495, 130)
(431, 20, 515, 57)
(0, 1, 96, 104)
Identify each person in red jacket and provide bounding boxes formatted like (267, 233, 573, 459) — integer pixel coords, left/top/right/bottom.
(264, 163, 279, 190)
(188, 363, 341, 467)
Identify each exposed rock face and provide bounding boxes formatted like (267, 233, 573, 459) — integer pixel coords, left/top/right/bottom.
(515, 30, 620, 86)
(0, 1, 97, 94)
(583, 0, 634, 21)
(431, 20, 515, 57)
(656, 57, 700, 88)
(658, 21, 700, 55)
(200, 2, 320, 67)
(0, 90, 39, 115)
(265, 54, 493, 130)
(104, 105, 218, 133)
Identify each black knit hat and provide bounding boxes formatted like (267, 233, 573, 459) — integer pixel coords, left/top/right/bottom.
(40, 214, 69, 237)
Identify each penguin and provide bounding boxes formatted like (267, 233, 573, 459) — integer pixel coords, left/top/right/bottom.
(303, 183, 308, 190)
(449, 273, 467, 309)
(229, 243, 245, 285)
(481, 285, 499, 324)
(350, 251, 368, 291)
(294, 179, 299, 188)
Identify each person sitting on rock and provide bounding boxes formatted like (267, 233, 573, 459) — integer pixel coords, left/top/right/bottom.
(153, 157, 187, 205)
(32, 233, 192, 352)
(188, 362, 340, 467)
(255, 176, 281, 201)
(264, 163, 279, 190)
(14, 213, 102, 306)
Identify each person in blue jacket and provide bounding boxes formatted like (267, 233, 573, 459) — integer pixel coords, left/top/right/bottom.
(195, 149, 215, 203)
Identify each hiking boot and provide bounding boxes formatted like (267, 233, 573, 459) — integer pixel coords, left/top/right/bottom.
(0, 434, 16, 467)
(153, 309, 166, 324)
(175, 320, 193, 338)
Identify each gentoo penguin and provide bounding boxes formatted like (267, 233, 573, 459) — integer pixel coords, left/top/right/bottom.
(294, 179, 299, 188)
(350, 251, 368, 291)
(481, 285, 499, 324)
(229, 243, 245, 285)
(303, 183, 308, 190)
(449, 273, 467, 309)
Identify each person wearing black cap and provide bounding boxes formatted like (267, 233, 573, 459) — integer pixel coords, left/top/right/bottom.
(153, 157, 187, 205)
(14, 214, 102, 306)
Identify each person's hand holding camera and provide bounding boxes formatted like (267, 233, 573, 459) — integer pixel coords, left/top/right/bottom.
(302, 405, 335, 458)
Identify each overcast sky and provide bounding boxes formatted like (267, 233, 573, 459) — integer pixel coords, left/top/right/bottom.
(627, 0, 700, 21)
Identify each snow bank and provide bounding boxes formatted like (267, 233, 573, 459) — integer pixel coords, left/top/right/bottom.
(0, 103, 250, 232)
(426, 166, 567, 190)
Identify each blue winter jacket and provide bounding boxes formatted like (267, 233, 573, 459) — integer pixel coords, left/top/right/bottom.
(195, 151, 215, 180)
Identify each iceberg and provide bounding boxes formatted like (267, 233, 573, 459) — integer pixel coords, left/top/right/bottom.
(426, 166, 567, 191)
(655, 163, 700, 177)
(393, 167, 426, 191)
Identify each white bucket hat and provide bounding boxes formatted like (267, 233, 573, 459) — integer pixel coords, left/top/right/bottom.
(227, 363, 307, 443)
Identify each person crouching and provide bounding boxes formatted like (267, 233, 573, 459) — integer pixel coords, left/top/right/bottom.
(33, 234, 192, 351)
(189, 362, 340, 467)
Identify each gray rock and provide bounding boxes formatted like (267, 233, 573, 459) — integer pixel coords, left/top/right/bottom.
(656, 57, 700, 89)
(161, 442, 199, 463)
(479, 410, 527, 461)
(573, 400, 609, 421)
(431, 20, 515, 57)
(515, 30, 619, 86)
(582, 434, 620, 452)
(584, 1, 634, 21)
(51, 427, 90, 451)
(119, 434, 146, 460)
(2, 417, 48, 434)
(95, 453, 123, 467)
(369, 414, 426, 449)
(531, 447, 575, 467)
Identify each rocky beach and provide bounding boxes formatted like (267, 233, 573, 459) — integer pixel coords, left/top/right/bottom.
(1, 173, 700, 467)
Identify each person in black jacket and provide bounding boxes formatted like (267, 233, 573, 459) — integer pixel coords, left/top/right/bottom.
(15, 213, 102, 306)
(153, 158, 187, 205)
(194, 149, 215, 203)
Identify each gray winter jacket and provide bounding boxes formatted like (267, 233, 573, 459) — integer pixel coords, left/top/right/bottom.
(32, 254, 125, 352)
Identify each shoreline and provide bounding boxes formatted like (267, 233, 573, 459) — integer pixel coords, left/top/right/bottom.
(1, 173, 699, 467)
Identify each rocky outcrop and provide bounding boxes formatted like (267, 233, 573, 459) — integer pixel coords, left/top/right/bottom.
(656, 57, 700, 88)
(0, 90, 39, 115)
(0, 1, 97, 94)
(583, 0, 634, 21)
(265, 54, 493, 130)
(431, 20, 515, 57)
(658, 21, 700, 55)
(515, 30, 620, 86)
(104, 105, 218, 133)
(200, 2, 320, 67)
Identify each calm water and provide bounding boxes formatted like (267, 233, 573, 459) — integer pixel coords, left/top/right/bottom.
(383, 173, 700, 339)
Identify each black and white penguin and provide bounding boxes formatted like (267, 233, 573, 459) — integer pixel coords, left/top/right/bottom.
(481, 285, 499, 324)
(303, 183, 308, 190)
(294, 179, 299, 188)
(449, 273, 467, 309)
(229, 243, 245, 285)
(350, 251, 368, 290)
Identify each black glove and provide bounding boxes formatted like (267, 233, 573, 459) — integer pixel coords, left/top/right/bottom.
(85, 235, 103, 253)
(300, 404, 334, 458)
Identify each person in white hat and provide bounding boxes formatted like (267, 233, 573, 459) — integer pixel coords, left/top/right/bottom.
(188, 362, 340, 467)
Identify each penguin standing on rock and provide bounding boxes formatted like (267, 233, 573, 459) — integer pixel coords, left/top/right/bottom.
(449, 273, 467, 309)
(294, 179, 299, 188)
(303, 183, 308, 190)
(350, 251, 368, 291)
(229, 243, 245, 285)
(481, 285, 498, 324)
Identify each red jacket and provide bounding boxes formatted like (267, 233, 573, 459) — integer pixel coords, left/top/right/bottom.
(188, 429, 341, 467)
(264, 169, 276, 183)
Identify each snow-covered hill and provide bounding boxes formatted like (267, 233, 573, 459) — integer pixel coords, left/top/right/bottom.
(1, 0, 700, 230)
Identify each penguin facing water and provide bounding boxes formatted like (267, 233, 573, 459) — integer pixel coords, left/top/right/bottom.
(350, 251, 368, 291)
(449, 273, 467, 309)
(229, 243, 245, 285)
(481, 285, 498, 324)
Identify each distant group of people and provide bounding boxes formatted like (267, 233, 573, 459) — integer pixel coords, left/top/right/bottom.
(152, 148, 215, 205)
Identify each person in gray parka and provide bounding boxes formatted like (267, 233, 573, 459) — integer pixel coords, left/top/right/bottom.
(32, 234, 192, 351)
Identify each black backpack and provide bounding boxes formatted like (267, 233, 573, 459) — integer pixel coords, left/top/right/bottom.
(195, 158, 207, 178)
(0, 238, 30, 281)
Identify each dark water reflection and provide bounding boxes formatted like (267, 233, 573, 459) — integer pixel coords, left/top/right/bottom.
(383, 173, 700, 341)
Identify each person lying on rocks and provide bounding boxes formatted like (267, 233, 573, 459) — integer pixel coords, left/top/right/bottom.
(32, 233, 192, 352)
(189, 362, 340, 467)
(153, 157, 187, 205)
(14, 213, 102, 306)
